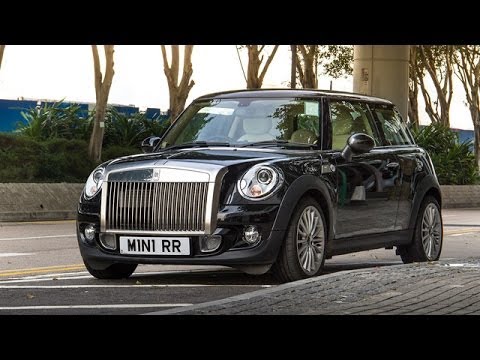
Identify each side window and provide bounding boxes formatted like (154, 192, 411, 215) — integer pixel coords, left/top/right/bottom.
(330, 100, 378, 150)
(373, 106, 413, 146)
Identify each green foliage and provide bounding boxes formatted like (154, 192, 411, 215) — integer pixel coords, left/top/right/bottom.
(318, 45, 353, 79)
(4, 101, 170, 182)
(16, 101, 91, 141)
(0, 133, 96, 183)
(413, 123, 480, 185)
(101, 145, 139, 162)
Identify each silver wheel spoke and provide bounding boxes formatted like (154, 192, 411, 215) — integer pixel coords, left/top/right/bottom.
(421, 203, 442, 260)
(296, 205, 325, 275)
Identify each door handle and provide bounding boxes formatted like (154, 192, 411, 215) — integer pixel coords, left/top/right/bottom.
(386, 162, 400, 170)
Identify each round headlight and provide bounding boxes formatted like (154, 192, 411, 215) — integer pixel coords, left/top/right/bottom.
(84, 167, 105, 199)
(257, 168, 273, 184)
(237, 164, 283, 200)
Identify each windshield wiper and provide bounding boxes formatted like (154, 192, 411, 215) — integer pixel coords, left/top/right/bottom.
(240, 140, 314, 148)
(162, 141, 231, 151)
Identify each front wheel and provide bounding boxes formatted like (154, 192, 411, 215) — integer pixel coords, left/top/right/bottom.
(84, 260, 138, 279)
(271, 197, 327, 283)
(397, 196, 443, 263)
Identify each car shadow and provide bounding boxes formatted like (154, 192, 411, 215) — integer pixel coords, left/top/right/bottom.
(86, 260, 403, 286)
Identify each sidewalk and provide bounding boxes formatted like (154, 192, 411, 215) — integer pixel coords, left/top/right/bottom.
(150, 258, 480, 315)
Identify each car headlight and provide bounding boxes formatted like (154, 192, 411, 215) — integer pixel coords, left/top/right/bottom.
(237, 164, 283, 200)
(84, 167, 105, 199)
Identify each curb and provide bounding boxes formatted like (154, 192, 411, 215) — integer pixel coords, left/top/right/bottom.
(144, 264, 409, 315)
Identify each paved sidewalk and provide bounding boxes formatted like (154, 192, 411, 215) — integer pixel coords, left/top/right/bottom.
(149, 258, 480, 315)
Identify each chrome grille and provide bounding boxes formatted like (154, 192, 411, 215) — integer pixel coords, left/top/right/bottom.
(105, 182, 209, 232)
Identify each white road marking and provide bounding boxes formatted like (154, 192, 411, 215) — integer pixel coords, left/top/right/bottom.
(0, 253, 34, 257)
(450, 232, 477, 237)
(0, 284, 273, 289)
(0, 234, 76, 241)
(0, 304, 192, 310)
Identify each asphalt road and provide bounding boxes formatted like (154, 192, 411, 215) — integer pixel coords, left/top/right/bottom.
(0, 208, 479, 314)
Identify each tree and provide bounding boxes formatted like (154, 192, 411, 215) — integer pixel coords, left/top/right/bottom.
(161, 45, 195, 123)
(408, 46, 421, 128)
(294, 45, 353, 89)
(244, 45, 279, 89)
(0, 45, 5, 71)
(417, 45, 454, 127)
(89, 45, 115, 163)
(295, 45, 318, 88)
(318, 45, 353, 79)
(454, 45, 480, 169)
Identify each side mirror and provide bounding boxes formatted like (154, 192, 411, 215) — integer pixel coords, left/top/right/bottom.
(141, 136, 161, 154)
(341, 133, 375, 162)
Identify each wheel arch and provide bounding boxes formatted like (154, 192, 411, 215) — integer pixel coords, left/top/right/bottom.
(408, 174, 442, 235)
(272, 175, 335, 244)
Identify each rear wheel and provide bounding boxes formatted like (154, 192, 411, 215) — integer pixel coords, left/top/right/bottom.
(84, 260, 138, 279)
(397, 196, 443, 263)
(272, 197, 327, 283)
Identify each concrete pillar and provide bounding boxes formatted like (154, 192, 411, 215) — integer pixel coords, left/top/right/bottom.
(353, 45, 409, 120)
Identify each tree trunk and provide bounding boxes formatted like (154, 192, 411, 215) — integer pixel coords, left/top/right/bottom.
(296, 45, 318, 89)
(161, 45, 195, 123)
(245, 45, 279, 89)
(408, 46, 420, 128)
(453, 45, 480, 171)
(89, 45, 115, 163)
(473, 110, 480, 170)
(0, 45, 5, 71)
(418, 45, 454, 127)
(290, 45, 296, 89)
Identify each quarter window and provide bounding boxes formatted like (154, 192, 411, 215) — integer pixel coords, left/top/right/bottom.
(373, 107, 413, 146)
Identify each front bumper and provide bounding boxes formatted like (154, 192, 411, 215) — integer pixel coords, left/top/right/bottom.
(77, 204, 285, 270)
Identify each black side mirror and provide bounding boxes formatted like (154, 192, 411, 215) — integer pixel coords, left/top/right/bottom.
(141, 136, 161, 154)
(341, 133, 375, 162)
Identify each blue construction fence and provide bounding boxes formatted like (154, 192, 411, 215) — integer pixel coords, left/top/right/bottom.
(0, 99, 169, 133)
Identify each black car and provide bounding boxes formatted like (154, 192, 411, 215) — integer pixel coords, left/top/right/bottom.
(77, 89, 443, 282)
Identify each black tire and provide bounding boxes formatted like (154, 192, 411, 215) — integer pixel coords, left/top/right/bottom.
(397, 196, 443, 264)
(271, 197, 327, 283)
(84, 260, 138, 279)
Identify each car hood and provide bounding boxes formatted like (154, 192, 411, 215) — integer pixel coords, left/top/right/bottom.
(105, 146, 317, 172)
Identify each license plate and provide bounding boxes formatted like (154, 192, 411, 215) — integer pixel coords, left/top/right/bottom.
(119, 236, 190, 256)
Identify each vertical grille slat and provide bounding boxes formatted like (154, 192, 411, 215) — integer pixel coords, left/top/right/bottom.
(105, 181, 208, 232)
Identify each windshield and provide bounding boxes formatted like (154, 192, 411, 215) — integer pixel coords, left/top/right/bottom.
(160, 98, 320, 148)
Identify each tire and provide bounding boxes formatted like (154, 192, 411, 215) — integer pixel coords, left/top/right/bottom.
(397, 196, 443, 264)
(84, 260, 138, 279)
(271, 197, 327, 283)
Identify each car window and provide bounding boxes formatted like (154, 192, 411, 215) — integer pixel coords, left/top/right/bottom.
(161, 98, 321, 147)
(373, 106, 413, 146)
(330, 100, 377, 150)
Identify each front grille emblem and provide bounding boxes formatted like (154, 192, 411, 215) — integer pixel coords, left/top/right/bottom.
(152, 168, 161, 181)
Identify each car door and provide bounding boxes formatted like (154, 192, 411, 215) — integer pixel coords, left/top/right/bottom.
(326, 99, 401, 239)
(369, 104, 420, 231)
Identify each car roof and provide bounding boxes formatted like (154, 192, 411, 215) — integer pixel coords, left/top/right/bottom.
(195, 88, 393, 105)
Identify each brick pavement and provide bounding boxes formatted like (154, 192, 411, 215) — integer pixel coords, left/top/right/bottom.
(149, 258, 480, 315)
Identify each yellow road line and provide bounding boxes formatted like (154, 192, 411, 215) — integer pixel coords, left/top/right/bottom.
(0, 264, 85, 278)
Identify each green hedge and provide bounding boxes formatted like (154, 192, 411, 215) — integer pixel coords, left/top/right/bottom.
(0, 133, 144, 183)
(413, 123, 479, 185)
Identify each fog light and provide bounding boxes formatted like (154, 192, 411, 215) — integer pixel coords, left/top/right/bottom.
(200, 235, 222, 253)
(244, 225, 260, 244)
(99, 233, 116, 250)
(84, 224, 96, 243)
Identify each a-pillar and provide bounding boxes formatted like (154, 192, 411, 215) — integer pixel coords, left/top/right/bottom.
(353, 45, 409, 120)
